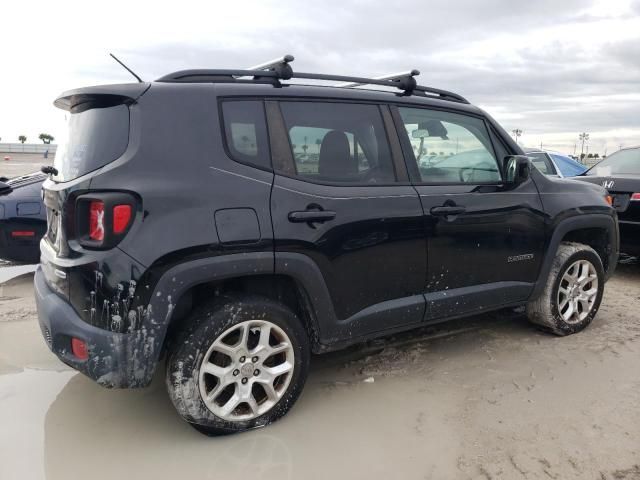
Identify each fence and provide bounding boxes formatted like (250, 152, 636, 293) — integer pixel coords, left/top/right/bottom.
(0, 143, 57, 154)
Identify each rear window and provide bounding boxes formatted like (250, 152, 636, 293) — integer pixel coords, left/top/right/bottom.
(53, 104, 129, 182)
(587, 148, 640, 176)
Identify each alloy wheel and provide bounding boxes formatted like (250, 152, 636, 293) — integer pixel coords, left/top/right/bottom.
(557, 259, 599, 324)
(198, 320, 295, 421)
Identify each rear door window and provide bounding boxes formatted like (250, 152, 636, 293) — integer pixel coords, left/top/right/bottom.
(53, 104, 130, 182)
(278, 102, 396, 184)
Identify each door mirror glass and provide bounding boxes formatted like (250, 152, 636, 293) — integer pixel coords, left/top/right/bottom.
(504, 155, 531, 185)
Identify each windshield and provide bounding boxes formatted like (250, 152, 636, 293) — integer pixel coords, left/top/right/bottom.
(53, 104, 130, 182)
(587, 148, 640, 176)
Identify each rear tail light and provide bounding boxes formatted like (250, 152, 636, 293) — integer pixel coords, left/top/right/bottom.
(11, 230, 35, 237)
(76, 193, 136, 249)
(89, 201, 105, 241)
(113, 204, 132, 234)
(631, 193, 640, 201)
(71, 337, 89, 360)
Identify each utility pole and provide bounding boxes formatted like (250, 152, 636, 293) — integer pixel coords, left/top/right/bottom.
(578, 132, 589, 162)
(512, 129, 523, 145)
(539, 141, 543, 150)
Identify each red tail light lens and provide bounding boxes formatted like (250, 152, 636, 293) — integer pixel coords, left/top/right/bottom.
(631, 193, 640, 201)
(71, 337, 89, 360)
(89, 201, 105, 241)
(113, 204, 132, 234)
(11, 231, 35, 237)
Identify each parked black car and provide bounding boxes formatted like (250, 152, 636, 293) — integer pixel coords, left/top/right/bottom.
(0, 172, 47, 262)
(574, 145, 640, 256)
(35, 57, 618, 435)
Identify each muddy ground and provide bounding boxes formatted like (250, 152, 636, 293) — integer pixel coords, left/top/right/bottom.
(0, 262, 639, 480)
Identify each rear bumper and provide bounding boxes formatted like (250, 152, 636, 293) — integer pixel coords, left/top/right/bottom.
(34, 266, 157, 388)
(619, 220, 640, 256)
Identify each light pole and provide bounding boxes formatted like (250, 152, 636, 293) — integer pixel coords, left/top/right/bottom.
(579, 132, 589, 162)
(512, 129, 523, 145)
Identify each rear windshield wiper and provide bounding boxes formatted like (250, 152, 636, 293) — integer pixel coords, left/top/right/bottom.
(41, 166, 59, 176)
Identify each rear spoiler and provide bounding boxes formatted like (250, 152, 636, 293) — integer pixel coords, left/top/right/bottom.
(54, 83, 151, 112)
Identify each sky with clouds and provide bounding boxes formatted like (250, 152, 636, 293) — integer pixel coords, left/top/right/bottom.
(0, 0, 638, 155)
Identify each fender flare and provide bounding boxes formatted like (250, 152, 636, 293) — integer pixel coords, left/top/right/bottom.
(529, 213, 619, 300)
(138, 252, 274, 385)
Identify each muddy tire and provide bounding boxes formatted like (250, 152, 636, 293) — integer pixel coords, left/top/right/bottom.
(165, 295, 310, 435)
(526, 242, 605, 336)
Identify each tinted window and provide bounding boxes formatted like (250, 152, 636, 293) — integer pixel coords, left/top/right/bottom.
(587, 148, 640, 176)
(222, 101, 271, 170)
(397, 107, 501, 184)
(279, 102, 395, 184)
(53, 105, 129, 182)
(526, 152, 556, 175)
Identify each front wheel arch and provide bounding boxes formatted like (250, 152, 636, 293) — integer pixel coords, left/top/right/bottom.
(529, 214, 618, 302)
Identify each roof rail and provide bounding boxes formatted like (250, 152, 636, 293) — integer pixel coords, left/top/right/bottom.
(156, 54, 469, 103)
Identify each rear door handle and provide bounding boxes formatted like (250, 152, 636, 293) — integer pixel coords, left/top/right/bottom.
(430, 206, 466, 216)
(288, 210, 337, 223)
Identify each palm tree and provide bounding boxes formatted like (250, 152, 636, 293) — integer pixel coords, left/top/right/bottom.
(578, 132, 589, 160)
(39, 133, 54, 144)
(18, 135, 26, 144)
(512, 129, 523, 145)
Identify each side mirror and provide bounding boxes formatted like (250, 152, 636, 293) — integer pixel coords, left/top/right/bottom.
(503, 155, 531, 186)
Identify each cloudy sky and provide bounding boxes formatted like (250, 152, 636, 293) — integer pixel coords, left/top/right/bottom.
(1, 0, 638, 155)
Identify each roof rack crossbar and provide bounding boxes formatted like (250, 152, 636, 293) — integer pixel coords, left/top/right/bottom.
(337, 69, 420, 88)
(247, 54, 294, 80)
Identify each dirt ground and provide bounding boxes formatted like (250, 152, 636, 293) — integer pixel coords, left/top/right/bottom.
(0, 261, 639, 480)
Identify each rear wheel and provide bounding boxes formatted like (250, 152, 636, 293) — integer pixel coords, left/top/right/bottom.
(166, 295, 310, 435)
(526, 242, 604, 336)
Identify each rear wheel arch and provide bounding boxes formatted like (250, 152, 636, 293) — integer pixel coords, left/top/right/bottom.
(161, 273, 321, 355)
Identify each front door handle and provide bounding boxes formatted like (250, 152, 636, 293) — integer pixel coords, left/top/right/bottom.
(288, 210, 336, 224)
(430, 205, 466, 216)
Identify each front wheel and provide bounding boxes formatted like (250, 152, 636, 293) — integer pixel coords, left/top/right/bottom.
(166, 295, 310, 435)
(526, 242, 605, 336)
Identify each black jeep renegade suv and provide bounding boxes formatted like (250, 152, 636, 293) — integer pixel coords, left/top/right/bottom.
(35, 57, 619, 435)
